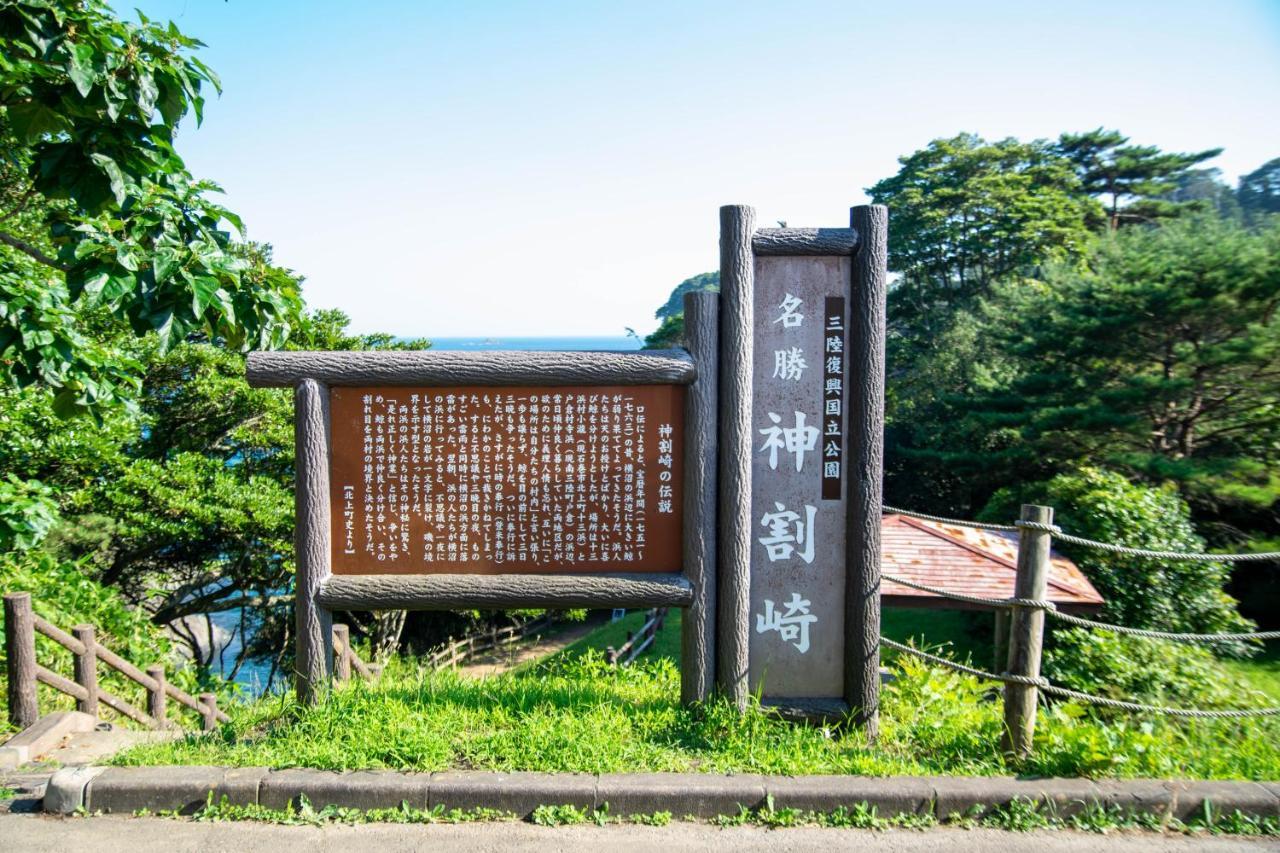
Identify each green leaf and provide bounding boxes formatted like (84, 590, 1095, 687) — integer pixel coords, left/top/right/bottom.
(153, 248, 180, 284)
(154, 310, 177, 351)
(52, 387, 84, 418)
(191, 276, 220, 316)
(6, 102, 71, 142)
(88, 153, 128, 205)
(135, 72, 159, 119)
(67, 43, 97, 97)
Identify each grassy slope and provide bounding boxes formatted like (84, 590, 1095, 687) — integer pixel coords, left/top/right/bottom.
(113, 610, 1280, 781)
(1224, 641, 1280, 702)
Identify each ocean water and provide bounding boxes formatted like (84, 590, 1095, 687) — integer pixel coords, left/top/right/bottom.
(427, 336, 642, 351)
(213, 336, 643, 693)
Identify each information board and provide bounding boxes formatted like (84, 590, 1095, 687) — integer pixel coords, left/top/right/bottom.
(328, 385, 685, 574)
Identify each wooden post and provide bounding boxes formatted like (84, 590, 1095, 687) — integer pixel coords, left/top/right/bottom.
(681, 289, 719, 706)
(72, 624, 99, 717)
(4, 592, 38, 729)
(295, 378, 334, 704)
(1002, 504, 1054, 759)
(146, 665, 167, 728)
(332, 625, 351, 683)
(993, 610, 1010, 675)
(846, 204, 889, 739)
(717, 204, 755, 709)
(200, 693, 218, 732)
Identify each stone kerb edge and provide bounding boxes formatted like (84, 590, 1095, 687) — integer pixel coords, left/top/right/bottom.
(41, 767, 1280, 820)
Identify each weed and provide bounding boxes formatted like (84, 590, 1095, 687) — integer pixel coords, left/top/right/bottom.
(628, 810, 672, 826)
(530, 804, 589, 826)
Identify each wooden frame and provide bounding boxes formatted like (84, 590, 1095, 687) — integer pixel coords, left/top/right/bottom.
(716, 205, 888, 730)
(249, 344, 718, 706)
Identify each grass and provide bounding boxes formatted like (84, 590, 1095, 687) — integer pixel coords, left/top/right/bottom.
(545, 608, 681, 665)
(143, 792, 1279, 836)
(111, 635, 1280, 780)
(1223, 641, 1280, 702)
(881, 606, 992, 664)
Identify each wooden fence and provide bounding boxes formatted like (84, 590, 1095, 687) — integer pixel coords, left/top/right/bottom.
(605, 608, 666, 666)
(424, 615, 553, 670)
(3, 592, 378, 732)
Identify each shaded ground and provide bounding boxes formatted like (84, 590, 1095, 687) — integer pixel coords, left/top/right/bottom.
(2, 814, 1273, 853)
(455, 618, 602, 678)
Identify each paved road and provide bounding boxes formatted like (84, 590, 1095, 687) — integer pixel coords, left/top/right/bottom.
(2, 813, 1277, 852)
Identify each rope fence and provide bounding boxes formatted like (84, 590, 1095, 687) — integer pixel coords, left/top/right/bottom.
(884, 505, 1280, 562)
(881, 637, 1280, 719)
(881, 571, 1279, 643)
(880, 502, 1280, 748)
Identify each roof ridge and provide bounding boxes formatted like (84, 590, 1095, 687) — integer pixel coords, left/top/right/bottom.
(892, 514, 1092, 600)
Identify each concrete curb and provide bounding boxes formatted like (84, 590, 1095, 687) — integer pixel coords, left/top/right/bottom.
(40, 767, 1280, 821)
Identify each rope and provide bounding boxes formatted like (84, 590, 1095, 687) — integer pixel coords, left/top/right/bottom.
(882, 638, 1280, 719)
(881, 572, 1055, 611)
(1046, 609, 1280, 643)
(1036, 684, 1280, 719)
(1015, 521, 1280, 563)
(882, 505, 1018, 532)
(879, 638, 1047, 686)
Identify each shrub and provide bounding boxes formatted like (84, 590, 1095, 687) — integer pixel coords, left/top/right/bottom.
(1043, 628, 1270, 711)
(982, 467, 1253, 640)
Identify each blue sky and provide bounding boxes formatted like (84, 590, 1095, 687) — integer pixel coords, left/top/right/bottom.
(128, 1, 1280, 338)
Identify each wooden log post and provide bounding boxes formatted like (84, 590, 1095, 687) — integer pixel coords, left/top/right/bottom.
(1002, 504, 1054, 759)
(717, 204, 756, 709)
(681, 289, 719, 706)
(72, 624, 99, 717)
(332, 625, 351, 683)
(993, 610, 1011, 675)
(295, 378, 334, 704)
(146, 665, 167, 728)
(846, 204, 889, 739)
(4, 592, 39, 729)
(199, 693, 219, 732)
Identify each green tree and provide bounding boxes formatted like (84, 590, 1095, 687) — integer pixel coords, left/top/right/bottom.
(1056, 128, 1221, 229)
(643, 271, 718, 349)
(867, 133, 1097, 513)
(0, 1, 301, 415)
(1238, 157, 1280, 222)
(962, 216, 1280, 509)
(867, 133, 1096, 323)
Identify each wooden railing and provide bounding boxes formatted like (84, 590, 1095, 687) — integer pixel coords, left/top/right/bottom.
(424, 615, 553, 670)
(605, 608, 666, 666)
(331, 624, 382, 683)
(4, 591, 230, 732)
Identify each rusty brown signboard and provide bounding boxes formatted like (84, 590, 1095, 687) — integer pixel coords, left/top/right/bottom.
(328, 384, 685, 574)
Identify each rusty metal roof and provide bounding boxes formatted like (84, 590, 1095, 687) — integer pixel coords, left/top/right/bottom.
(881, 514, 1105, 611)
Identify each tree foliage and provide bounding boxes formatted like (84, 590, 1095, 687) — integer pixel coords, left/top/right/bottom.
(1056, 128, 1221, 229)
(867, 133, 1097, 322)
(982, 468, 1252, 638)
(0, 1, 301, 415)
(962, 216, 1280, 503)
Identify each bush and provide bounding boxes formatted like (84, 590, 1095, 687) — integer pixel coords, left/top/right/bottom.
(1043, 628, 1270, 712)
(982, 467, 1253, 640)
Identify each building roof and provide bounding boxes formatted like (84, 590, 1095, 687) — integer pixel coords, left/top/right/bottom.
(881, 514, 1105, 612)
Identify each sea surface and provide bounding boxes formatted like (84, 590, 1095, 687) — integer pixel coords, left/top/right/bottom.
(426, 336, 641, 351)
(212, 335, 642, 693)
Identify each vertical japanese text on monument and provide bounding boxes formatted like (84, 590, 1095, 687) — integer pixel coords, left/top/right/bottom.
(328, 385, 684, 574)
